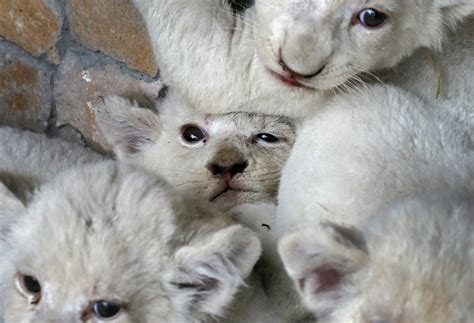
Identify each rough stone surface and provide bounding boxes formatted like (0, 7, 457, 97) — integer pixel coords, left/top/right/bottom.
(54, 50, 162, 151)
(0, 0, 64, 56)
(0, 42, 53, 131)
(0, 0, 162, 146)
(67, 0, 158, 76)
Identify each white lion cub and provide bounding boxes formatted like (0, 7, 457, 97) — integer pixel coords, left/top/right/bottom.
(251, 84, 473, 320)
(94, 87, 295, 210)
(279, 191, 474, 322)
(132, 0, 473, 117)
(256, 0, 474, 92)
(0, 161, 269, 322)
(278, 84, 473, 231)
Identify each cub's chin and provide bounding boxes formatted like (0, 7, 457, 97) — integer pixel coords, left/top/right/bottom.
(211, 190, 274, 211)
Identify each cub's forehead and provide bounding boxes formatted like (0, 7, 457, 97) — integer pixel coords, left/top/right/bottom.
(280, 0, 402, 14)
(159, 88, 295, 136)
(11, 162, 181, 263)
(206, 112, 295, 136)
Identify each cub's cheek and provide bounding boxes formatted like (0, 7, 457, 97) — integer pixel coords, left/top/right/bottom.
(3, 293, 35, 321)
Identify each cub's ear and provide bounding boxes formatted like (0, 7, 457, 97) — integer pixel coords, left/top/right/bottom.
(278, 222, 368, 316)
(0, 182, 25, 241)
(166, 225, 261, 319)
(94, 95, 161, 158)
(438, 0, 474, 26)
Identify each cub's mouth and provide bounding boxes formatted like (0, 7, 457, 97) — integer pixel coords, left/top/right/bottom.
(209, 187, 257, 202)
(268, 70, 311, 89)
(210, 188, 239, 202)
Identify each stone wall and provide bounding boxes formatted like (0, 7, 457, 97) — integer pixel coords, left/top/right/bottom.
(0, 0, 162, 151)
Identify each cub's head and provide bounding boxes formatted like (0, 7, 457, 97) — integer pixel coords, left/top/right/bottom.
(254, 0, 473, 90)
(95, 87, 295, 210)
(279, 192, 474, 323)
(0, 162, 261, 322)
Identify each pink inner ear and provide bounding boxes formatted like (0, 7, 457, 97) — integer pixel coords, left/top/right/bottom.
(315, 266, 343, 292)
(299, 265, 343, 294)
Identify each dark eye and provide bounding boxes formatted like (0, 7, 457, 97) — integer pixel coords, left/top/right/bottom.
(16, 274, 41, 304)
(181, 125, 207, 144)
(256, 133, 279, 143)
(357, 8, 387, 28)
(92, 300, 122, 320)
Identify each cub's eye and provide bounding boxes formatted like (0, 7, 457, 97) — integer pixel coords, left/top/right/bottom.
(357, 8, 387, 28)
(92, 300, 122, 320)
(256, 133, 279, 143)
(16, 274, 41, 304)
(181, 125, 207, 144)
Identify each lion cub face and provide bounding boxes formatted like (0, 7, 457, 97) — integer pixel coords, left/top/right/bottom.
(0, 162, 261, 322)
(95, 88, 295, 210)
(279, 192, 474, 323)
(255, 0, 473, 91)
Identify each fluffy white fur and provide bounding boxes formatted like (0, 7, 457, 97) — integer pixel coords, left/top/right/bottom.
(229, 201, 314, 321)
(132, 0, 473, 117)
(230, 202, 277, 234)
(248, 84, 473, 320)
(94, 88, 295, 210)
(381, 16, 474, 105)
(133, 0, 320, 117)
(279, 191, 474, 322)
(278, 85, 472, 230)
(0, 126, 103, 201)
(0, 161, 274, 322)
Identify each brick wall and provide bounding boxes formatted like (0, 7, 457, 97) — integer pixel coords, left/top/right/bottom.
(0, 0, 162, 151)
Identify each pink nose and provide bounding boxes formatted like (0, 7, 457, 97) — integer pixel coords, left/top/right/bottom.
(279, 17, 331, 78)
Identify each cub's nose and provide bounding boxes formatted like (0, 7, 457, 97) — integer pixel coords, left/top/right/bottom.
(206, 160, 248, 181)
(279, 18, 331, 79)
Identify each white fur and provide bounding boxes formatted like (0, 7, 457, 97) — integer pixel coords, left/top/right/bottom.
(0, 161, 274, 322)
(256, 84, 473, 319)
(278, 85, 472, 230)
(279, 191, 474, 322)
(133, 0, 322, 117)
(381, 17, 474, 105)
(230, 202, 277, 234)
(0, 183, 22, 244)
(133, 0, 473, 117)
(94, 89, 295, 211)
(229, 201, 314, 321)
